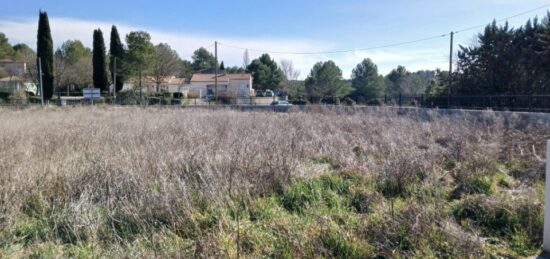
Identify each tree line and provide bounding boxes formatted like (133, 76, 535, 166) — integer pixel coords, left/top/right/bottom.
(1, 11, 550, 103)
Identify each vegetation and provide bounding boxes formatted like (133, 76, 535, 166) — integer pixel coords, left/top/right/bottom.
(92, 29, 109, 92)
(351, 58, 385, 103)
(152, 43, 181, 92)
(109, 25, 125, 93)
(191, 47, 216, 72)
(6, 12, 550, 106)
(455, 19, 549, 95)
(305, 60, 352, 103)
(36, 11, 54, 100)
(0, 107, 546, 257)
(247, 53, 283, 90)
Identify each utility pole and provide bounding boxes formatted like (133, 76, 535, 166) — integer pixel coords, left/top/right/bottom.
(113, 57, 117, 103)
(215, 41, 218, 103)
(139, 62, 143, 106)
(38, 57, 44, 107)
(448, 31, 454, 108)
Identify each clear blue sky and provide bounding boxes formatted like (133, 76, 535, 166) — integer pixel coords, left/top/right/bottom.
(1, 0, 550, 78)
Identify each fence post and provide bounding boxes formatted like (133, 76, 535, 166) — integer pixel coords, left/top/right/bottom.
(421, 94, 424, 107)
(544, 140, 550, 253)
(398, 93, 402, 107)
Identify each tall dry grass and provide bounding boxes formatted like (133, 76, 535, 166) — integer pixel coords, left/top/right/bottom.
(0, 106, 547, 257)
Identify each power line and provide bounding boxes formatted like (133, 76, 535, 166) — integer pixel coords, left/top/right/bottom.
(219, 34, 448, 55)
(455, 2, 550, 34)
(218, 2, 550, 56)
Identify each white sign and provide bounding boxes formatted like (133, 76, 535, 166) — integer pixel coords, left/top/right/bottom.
(83, 88, 101, 99)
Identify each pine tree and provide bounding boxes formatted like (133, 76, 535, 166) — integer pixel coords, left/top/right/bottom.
(93, 29, 108, 92)
(37, 10, 54, 100)
(109, 25, 125, 92)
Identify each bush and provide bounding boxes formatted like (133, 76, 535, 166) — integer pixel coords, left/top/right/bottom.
(319, 227, 370, 258)
(452, 193, 543, 255)
(149, 97, 161, 105)
(0, 88, 12, 102)
(116, 90, 139, 105)
(160, 97, 171, 105)
(9, 90, 28, 105)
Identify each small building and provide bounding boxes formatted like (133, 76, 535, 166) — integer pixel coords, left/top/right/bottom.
(0, 76, 37, 95)
(0, 59, 26, 77)
(188, 73, 253, 98)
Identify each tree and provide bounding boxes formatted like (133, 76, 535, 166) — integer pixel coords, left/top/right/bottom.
(219, 61, 225, 71)
(304, 60, 352, 103)
(279, 59, 301, 97)
(93, 29, 108, 92)
(126, 31, 154, 93)
(350, 58, 385, 103)
(14, 44, 38, 84)
(54, 40, 92, 89)
(385, 65, 408, 96)
(109, 25, 125, 92)
(191, 47, 216, 71)
(37, 10, 54, 100)
(246, 53, 282, 90)
(0, 33, 16, 60)
(54, 49, 67, 89)
(152, 43, 181, 92)
(225, 66, 246, 73)
(280, 59, 300, 81)
(178, 59, 193, 80)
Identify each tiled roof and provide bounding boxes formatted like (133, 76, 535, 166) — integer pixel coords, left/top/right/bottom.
(191, 73, 251, 82)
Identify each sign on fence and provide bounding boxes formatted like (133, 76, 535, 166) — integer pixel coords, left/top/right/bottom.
(83, 88, 101, 99)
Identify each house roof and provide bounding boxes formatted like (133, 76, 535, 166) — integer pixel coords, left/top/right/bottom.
(144, 76, 187, 85)
(191, 73, 251, 82)
(0, 76, 24, 82)
(0, 59, 24, 64)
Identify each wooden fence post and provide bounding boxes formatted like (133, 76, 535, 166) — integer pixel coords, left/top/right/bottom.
(398, 93, 402, 107)
(544, 140, 550, 252)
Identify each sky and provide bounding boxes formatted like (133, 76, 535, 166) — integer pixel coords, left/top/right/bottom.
(0, 0, 549, 79)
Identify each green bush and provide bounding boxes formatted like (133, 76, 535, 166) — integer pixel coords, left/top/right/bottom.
(319, 227, 370, 258)
(0, 88, 12, 102)
(148, 97, 161, 105)
(452, 193, 543, 255)
(279, 181, 320, 214)
(160, 97, 171, 105)
(116, 90, 138, 105)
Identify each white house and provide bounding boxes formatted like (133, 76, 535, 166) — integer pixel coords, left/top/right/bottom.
(187, 73, 253, 98)
(0, 60, 26, 76)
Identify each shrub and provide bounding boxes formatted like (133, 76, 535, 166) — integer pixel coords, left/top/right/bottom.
(116, 90, 139, 105)
(452, 193, 543, 254)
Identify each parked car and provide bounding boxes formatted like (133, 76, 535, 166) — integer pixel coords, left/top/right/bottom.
(255, 90, 265, 97)
(271, 100, 292, 106)
(264, 89, 274, 97)
(274, 89, 286, 97)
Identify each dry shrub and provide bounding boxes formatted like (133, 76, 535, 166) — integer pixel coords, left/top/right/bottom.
(0, 106, 546, 256)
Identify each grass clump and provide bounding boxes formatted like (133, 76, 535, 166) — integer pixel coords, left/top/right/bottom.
(452, 191, 543, 256)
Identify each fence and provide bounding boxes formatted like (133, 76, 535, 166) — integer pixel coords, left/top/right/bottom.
(384, 94, 550, 112)
(2, 91, 550, 113)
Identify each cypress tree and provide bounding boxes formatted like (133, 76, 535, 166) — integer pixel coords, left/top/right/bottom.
(37, 10, 54, 100)
(109, 25, 124, 92)
(93, 29, 108, 92)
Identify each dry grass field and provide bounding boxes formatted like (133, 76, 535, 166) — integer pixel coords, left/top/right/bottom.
(0, 106, 548, 258)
